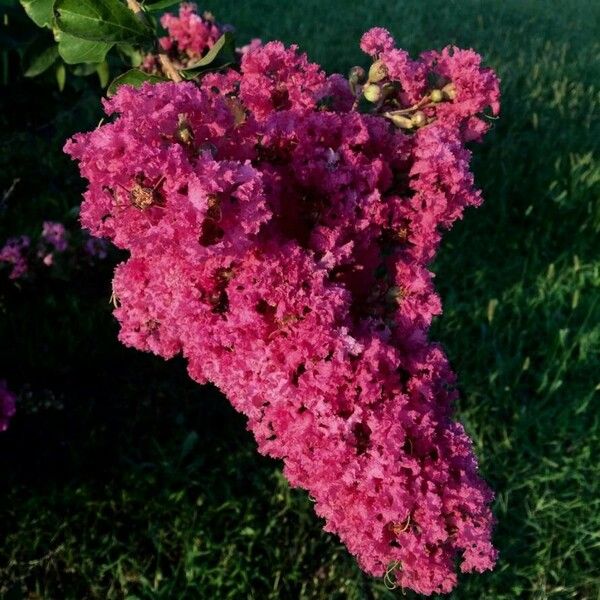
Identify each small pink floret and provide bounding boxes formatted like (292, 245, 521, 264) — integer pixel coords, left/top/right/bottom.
(360, 27, 395, 56)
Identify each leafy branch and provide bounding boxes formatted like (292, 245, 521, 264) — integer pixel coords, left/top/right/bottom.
(18, 0, 236, 92)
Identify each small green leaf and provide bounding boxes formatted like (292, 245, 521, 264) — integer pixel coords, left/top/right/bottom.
(107, 67, 167, 96)
(56, 30, 114, 64)
(96, 60, 109, 86)
(71, 61, 100, 76)
(55, 60, 66, 90)
(118, 43, 143, 67)
(23, 42, 58, 76)
(22, 31, 57, 74)
(181, 32, 235, 77)
(487, 298, 498, 324)
(143, 0, 180, 11)
(179, 431, 198, 461)
(20, 0, 54, 28)
(54, 0, 153, 43)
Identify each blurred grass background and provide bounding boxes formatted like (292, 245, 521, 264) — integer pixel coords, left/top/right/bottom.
(0, 0, 599, 598)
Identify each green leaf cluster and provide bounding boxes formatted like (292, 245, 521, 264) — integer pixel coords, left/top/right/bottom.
(19, 0, 155, 88)
(17, 0, 239, 93)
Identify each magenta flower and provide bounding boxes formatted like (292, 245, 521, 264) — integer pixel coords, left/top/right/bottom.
(65, 29, 500, 594)
(360, 27, 395, 56)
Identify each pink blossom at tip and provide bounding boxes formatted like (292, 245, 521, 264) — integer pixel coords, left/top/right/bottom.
(421, 46, 501, 141)
(65, 30, 500, 595)
(360, 27, 395, 57)
(238, 38, 262, 56)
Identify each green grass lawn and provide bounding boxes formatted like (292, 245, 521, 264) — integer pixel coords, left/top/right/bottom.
(1, 0, 599, 598)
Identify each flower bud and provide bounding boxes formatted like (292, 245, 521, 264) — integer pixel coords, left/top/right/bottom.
(348, 66, 367, 86)
(387, 114, 414, 129)
(429, 89, 444, 103)
(368, 60, 388, 83)
(411, 111, 427, 128)
(442, 82, 457, 100)
(363, 83, 382, 103)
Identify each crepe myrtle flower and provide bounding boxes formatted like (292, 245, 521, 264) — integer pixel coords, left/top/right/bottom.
(66, 26, 500, 595)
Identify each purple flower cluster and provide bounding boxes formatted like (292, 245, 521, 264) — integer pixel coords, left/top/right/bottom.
(0, 236, 30, 279)
(0, 221, 108, 280)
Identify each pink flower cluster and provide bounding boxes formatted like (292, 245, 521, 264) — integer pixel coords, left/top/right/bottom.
(66, 28, 500, 595)
(143, 3, 225, 74)
(160, 2, 223, 58)
(0, 380, 16, 432)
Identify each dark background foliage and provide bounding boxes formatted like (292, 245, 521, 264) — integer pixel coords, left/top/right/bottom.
(0, 0, 598, 598)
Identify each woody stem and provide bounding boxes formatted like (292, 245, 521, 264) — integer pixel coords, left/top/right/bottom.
(158, 54, 183, 83)
(125, 0, 143, 12)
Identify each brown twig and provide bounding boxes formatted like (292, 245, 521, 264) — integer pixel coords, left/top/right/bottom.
(158, 53, 183, 83)
(2, 178, 20, 203)
(125, 0, 143, 13)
